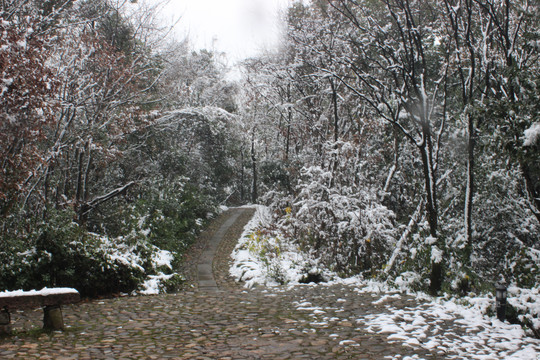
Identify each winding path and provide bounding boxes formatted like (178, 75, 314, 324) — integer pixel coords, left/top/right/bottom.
(196, 209, 242, 291)
(0, 208, 536, 359)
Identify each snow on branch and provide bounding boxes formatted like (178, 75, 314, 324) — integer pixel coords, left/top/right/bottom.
(79, 181, 136, 215)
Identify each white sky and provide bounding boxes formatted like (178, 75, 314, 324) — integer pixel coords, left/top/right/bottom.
(150, 0, 292, 63)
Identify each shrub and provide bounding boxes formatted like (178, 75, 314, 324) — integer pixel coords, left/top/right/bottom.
(0, 209, 148, 297)
(290, 166, 397, 275)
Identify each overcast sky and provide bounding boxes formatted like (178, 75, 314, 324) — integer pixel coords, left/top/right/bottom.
(150, 0, 292, 63)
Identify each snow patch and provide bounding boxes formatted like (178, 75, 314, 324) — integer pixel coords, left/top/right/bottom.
(229, 205, 271, 287)
(231, 205, 319, 287)
(139, 273, 175, 295)
(508, 286, 540, 331)
(152, 249, 174, 270)
(360, 288, 540, 359)
(523, 122, 540, 146)
(0, 287, 78, 297)
(431, 245, 443, 264)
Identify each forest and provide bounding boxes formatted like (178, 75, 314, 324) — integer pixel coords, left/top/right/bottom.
(1, 0, 538, 333)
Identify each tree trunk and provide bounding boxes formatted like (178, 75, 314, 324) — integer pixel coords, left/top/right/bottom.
(82, 140, 93, 203)
(251, 132, 258, 204)
(75, 148, 83, 204)
(382, 128, 399, 202)
(419, 133, 442, 295)
(329, 78, 339, 188)
(521, 161, 540, 223)
(240, 148, 245, 202)
(285, 84, 292, 162)
(464, 113, 475, 261)
(419, 144, 438, 238)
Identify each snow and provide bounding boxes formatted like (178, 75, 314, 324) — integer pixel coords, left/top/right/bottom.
(362, 294, 540, 359)
(287, 278, 540, 359)
(2, 77, 13, 86)
(523, 122, 540, 146)
(373, 293, 401, 305)
(398, 109, 409, 119)
(138, 245, 179, 295)
(425, 235, 437, 245)
(151, 250, 174, 270)
(508, 286, 540, 331)
(395, 272, 422, 291)
(339, 339, 358, 346)
(0, 287, 79, 298)
(1, 77, 13, 97)
(139, 273, 175, 295)
(103, 241, 145, 272)
(430, 245, 443, 264)
(230, 209, 540, 358)
(229, 205, 272, 287)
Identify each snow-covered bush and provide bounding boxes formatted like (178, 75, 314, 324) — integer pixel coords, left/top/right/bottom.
(81, 180, 217, 295)
(0, 207, 189, 297)
(139, 273, 185, 295)
(386, 228, 439, 291)
(0, 209, 145, 296)
(86, 174, 215, 251)
(230, 206, 329, 287)
(507, 286, 540, 338)
(466, 165, 539, 289)
(289, 166, 397, 276)
(244, 230, 288, 285)
(394, 271, 423, 292)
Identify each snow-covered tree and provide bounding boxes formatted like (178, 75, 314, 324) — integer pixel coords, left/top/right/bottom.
(240, 0, 539, 294)
(0, 8, 59, 211)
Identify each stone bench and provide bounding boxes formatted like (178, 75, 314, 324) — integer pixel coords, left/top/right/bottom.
(0, 288, 80, 334)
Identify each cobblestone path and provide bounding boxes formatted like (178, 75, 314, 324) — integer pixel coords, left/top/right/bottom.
(0, 208, 494, 359)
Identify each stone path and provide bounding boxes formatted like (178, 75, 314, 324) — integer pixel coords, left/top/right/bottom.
(197, 209, 243, 292)
(0, 208, 521, 359)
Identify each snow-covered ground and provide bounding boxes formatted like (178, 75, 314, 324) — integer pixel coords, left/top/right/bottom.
(229, 205, 275, 287)
(287, 283, 540, 359)
(230, 206, 540, 359)
(230, 205, 329, 287)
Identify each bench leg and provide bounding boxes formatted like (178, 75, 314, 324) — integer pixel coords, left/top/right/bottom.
(0, 308, 11, 335)
(43, 305, 64, 330)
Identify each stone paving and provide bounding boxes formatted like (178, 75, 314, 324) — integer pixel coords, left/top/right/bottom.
(0, 208, 473, 359)
(197, 209, 243, 291)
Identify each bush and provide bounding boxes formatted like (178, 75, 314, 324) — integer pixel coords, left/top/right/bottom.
(128, 182, 214, 255)
(0, 209, 149, 297)
(290, 166, 396, 275)
(0, 176, 219, 298)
